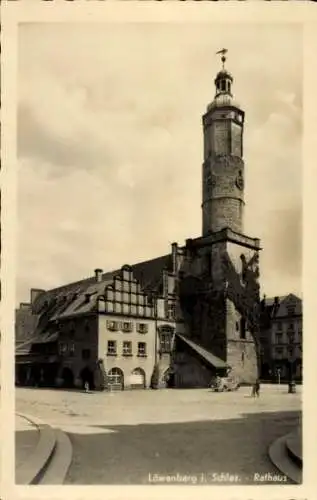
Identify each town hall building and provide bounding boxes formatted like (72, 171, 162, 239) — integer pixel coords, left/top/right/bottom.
(16, 52, 262, 390)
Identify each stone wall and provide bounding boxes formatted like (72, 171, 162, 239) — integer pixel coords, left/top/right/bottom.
(202, 154, 245, 235)
(227, 340, 258, 384)
(203, 197, 244, 234)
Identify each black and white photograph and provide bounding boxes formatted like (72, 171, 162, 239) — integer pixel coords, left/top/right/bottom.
(11, 19, 305, 488)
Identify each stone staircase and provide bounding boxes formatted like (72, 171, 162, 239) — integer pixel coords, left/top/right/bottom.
(16, 413, 72, 485)
(268, 428, 302, 484)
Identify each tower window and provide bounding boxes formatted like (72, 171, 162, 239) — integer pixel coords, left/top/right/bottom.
(221, 80, 226, 91)
(240, 318, 246, 339)
(228, 82, 231, 93)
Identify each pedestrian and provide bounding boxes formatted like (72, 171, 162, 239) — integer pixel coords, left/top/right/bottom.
(84, 381, 89, 393)
(255, 378, 260, 398)
(251, 383, 256, 398)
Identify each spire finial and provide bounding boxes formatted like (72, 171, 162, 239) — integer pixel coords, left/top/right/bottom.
(216, 48, 228, 70)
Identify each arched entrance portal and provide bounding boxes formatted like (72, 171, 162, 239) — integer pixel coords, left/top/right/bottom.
(61, 367, 74, 388)
(108, 367, 124, 391)
(130, 368, 146, 389)
(80, 366, 95, 390)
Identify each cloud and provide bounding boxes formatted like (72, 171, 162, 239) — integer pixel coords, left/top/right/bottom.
(16, 23, 302, 302)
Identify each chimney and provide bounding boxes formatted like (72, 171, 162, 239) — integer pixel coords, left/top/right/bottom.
(171, 242, 178, 274)
(30, 288, 45, 305)
(94, 268, 103, 283)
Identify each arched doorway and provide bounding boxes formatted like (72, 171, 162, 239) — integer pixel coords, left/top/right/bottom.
(61, 367, 74, 388)
(108, 367, 124, 391)
(80, 366, 95, 390)
(130, 368, 146, 389)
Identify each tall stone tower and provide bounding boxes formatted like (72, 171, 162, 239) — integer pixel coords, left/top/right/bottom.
(202, 52, 245, 236)
(178, 50, 261, 384)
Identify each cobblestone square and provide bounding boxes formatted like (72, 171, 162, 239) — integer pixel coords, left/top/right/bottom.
(16, 384, 301, 485)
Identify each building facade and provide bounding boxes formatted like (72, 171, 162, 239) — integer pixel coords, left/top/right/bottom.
(16, 54, 263, 389)
(260, 294, 302, 382)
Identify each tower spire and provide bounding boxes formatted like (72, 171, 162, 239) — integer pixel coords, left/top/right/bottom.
(214, 49, 233, 98)
(216, 48, 228, 70)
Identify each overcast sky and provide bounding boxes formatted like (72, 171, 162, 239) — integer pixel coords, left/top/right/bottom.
(17, 23, 302, 304)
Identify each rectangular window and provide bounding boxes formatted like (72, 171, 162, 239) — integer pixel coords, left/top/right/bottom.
(107, 340, 117, 356)
(58, 342, 68, 355)
(275, 347, 283, 356)
(137, 342, 147, 357)
(122, 341, 132, 356)
(276, 333, 283, 343)
(137, 323, 148, 334)
(240, 318, 246, 339)
(122, 321, 133, 333)
(107, 320, 118, 331)
(276, 323, 283, 332)
(69, 343, 75, 356)
(287, 331, 295, 343)
(167, 302, 176, 320)
(287, 306, 296, 316)
(160, 333, 171, 353)
(82, 348, 91, 360)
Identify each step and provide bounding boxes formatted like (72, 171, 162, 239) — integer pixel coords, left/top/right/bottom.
(16, 413, 73, 485)
(268, 433, 302, 484)
(37, 428, 73, 484)
(286, 430, 302, 466)
(16, 422, 56, 485)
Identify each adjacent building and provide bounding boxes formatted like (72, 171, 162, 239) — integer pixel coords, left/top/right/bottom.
(16, 53, 268, 389)
(259, 294, 302, 381)
(16, 261, 180, 390)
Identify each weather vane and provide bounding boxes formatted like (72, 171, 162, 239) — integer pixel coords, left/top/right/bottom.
(216, 48, 228, 69)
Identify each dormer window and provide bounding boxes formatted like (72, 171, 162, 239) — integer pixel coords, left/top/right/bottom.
(122, 321, 133, 333)
(107, 320, 118, 332)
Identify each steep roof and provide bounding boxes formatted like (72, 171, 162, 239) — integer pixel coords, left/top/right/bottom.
(176, 334, 229, 369)
(261, 293, 302, 324)
(16, 253, 172, 348)
(31, 254, 171, 317)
